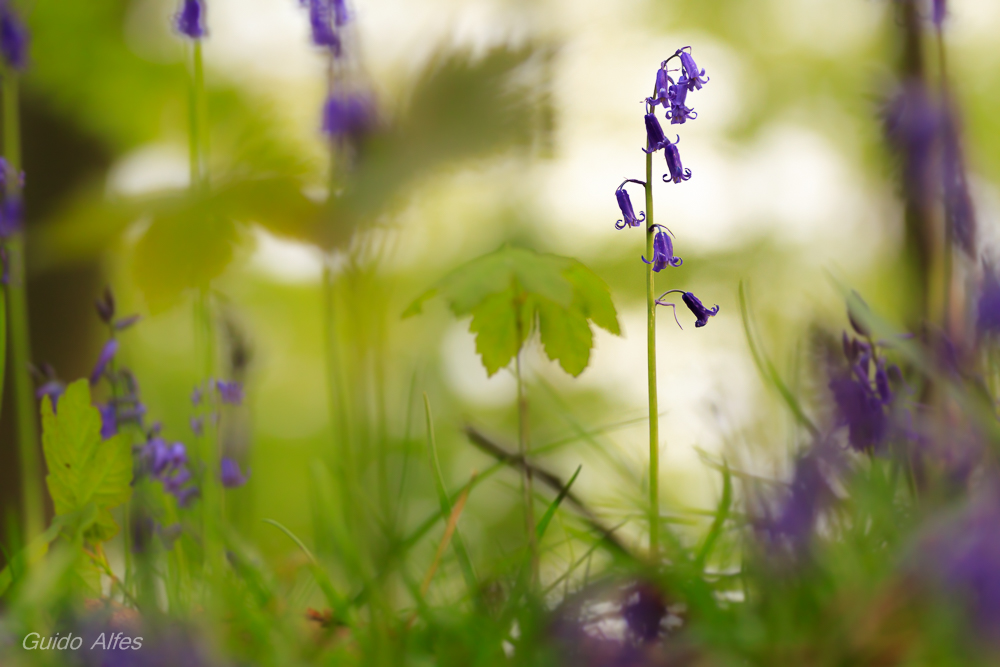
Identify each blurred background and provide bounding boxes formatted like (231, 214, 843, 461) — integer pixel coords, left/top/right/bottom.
(4, 0, 1000, 578)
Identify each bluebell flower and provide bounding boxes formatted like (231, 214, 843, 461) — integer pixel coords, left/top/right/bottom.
(306, 0, 341, 53)
(942, 101, 976, 255)
(646, 67, 672, 108)
(220, 457, 250, 488)
(190, 415, 204, 437)
(977, 263, 1000, 336)
(642, 113, 669, 154)
(95, 287, 115, 324)
(676, 47, 708, 91)
(655, 290, 719, 329)
(933, 0, 947, 26)
(614, 179, 646, 230)
(98, 404, 117, 440)
(0, 1, 28, 71)
(641, 225, 682, 272)
(332, 0, 349, 26)
(884, 81, 939, 212)
(175, 0, 206, 39)
(830, 373, 888, 452)
(0, 199, 22, 238)
(322, 92, 374, 138)
(667, 76, 697, 125)
(661, 136, 692, 184)
(89, 339, 119, 385)
(214, 379, 244, 405)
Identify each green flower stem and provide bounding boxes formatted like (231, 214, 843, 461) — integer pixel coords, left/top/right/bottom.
(645, 148, 659, 558)
(3, 69, 42, 541)
(516, 348, 538, 583)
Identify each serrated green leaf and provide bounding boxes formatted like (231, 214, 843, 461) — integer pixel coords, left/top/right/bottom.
(468, 288, 524, 376)
(409, 245, 621, 377)
(537, 298, 593, 377)
(565, 261, 621, 336)
(41, 380, 133, 543)
(432, 245, 573, 315)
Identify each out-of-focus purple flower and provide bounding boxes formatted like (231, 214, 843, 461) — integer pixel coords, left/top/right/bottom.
(912, 484, 1000, 645)
(647, 67, 672, 108)
(642, 112, 669, 154)
(621, 581, 667, 643)
(884, 81, 940, 212)
(977, 263, 1000, 336)
(941, 101, 976, 255)
(614, 179, 645, 230)
(756, 446, 839, 552)
(0, 198, 23, 238)
(642, 226, 683, 272)
(332, 0, 349, 26)
(306, 0, 341, 53)
(142, 438, 198, 505)
(933, 0, 947, 27)
(830, 373, 888, 452)
(175, 0, 206, 39)
(677, 48, 708, 91)
(682, 292, 718, 328)
(214, 379, 243, 405)
(98, 403, 118, 440)
(113, 314, 141, 331)
(220, 457, 249, 488)
(0, 2, 28, 71)
(89, 339, 119, 385)
(322, 92, 374, 138)
(95, 287, 115, 324)
(36, 380, 65, 410)
(190, 415, 204, 437)
(667, 76, 697, 125)
(662, 136, 692, 184)
(191, 385, 203, 406)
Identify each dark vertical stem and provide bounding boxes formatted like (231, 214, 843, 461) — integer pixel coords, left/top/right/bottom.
(3, 70, 40, 541)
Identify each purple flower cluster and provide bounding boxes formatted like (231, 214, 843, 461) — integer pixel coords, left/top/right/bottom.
(756, 445, 840, 553)
(829, 326, 901, 453)
(220, 456, 249, 488)
(143, 437, 199, 507)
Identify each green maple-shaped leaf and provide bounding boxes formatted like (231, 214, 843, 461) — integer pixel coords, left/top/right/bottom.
(41, 379, 133, 543)
(405, 245, 620, 377)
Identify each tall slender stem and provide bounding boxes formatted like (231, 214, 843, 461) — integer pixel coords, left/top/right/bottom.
(3, 70, 41, 541)
(645, 149, 659, 558)
(516, 348, 537, 582)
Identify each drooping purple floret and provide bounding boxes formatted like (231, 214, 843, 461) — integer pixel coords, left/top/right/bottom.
(942, 101, 976, 256)
(214, 379, 243, 405)
(0, 199, 23, 238)
(677, 48, 708, 90)
(0, 2, 28, 71)
(667, 76, 697, 125)
(914, 485, 1000, 644)
(829, 373, 888, 452)
(662, 137, 692, 184)
(98, 403, 117, 440)
(647, 67, 671, 108)
(681, 292, 718, 328)
(36, 380, 65, 411)
(757, 447, 837, 552)
(933, 0, 947, 27)
(95, 287, 115, 324)
(642, 227, 682, 272)
(220, 457, 250, 488)
(884, 81, 940, 212)
(143, 438, 198, 505)
(307, 0, 341, 52)
(322, 92, 374, 138)
(332, 0, 349, 26)
(977, 264, 1000, 336)
(175, 0, 206, 39)
(89, 339, 119, 385)
(642, 112, 669, 154)
(614, 180, 645, 230)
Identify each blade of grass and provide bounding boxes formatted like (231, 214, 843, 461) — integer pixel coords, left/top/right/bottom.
(419, 473, 475, 597)
(739, 281, 819, 438)
(262, 518, 348, 618)
(536, 465, 582, 541)
(424, 394, 479, 592)
(694, 463, 733, 571)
